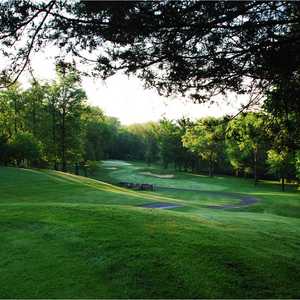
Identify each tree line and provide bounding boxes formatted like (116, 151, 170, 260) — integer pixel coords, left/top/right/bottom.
(0, 64, 299, 191)
(0, 62, 111, 173)
(120, 113, 300, 192)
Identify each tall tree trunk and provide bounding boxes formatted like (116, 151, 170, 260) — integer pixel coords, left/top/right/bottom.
(163, 160, 168, 169)
(208, 152, 213, 177)
(32, 97, 36, 136)
(208, 157, 212, 177)
(184, 160, 188, 172)
(191, 160, 195, 172)
(281, 158, 286, 192)
(52, 100, 57, 170)
(61, 106, 66, 172)
(14, 99, 18, 134)
(84, 162, 88, 177)
(253, 147, 258, 186)
(75, 163, 79, 175)
(281, 176, 285, 192)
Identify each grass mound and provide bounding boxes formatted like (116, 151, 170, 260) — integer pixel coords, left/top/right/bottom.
(1, 165, 300, 298)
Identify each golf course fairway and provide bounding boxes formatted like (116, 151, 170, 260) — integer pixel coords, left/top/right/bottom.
(1, 162, 300, 298)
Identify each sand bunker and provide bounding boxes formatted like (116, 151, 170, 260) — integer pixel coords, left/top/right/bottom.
(140, 172, 175, 179)
(105, 167, 117, 170)
(102, 160, 132, 167)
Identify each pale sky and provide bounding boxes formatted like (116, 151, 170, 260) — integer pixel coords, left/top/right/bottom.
(20, 49, 248, 125)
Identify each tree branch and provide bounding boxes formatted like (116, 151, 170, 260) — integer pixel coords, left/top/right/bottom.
(0, 0, 56, 89)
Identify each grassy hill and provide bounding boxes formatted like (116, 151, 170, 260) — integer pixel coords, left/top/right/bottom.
(1, 164, 300, 298)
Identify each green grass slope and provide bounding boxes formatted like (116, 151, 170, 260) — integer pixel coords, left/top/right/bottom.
(1, 166, 300, 298)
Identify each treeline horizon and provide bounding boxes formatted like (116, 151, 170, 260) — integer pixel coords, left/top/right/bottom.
(0, 63, 299, 191)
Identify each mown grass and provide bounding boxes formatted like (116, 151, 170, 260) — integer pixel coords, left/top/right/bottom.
(98, 160, 300, 217)
(0, 163, 300, 298)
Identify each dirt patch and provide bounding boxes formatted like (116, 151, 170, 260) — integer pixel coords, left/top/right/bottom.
(140, 172, 175, 179)
(140, 202, 182, 209)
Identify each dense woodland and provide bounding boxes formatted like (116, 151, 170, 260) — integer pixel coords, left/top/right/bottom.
(0, 62, 299, 191)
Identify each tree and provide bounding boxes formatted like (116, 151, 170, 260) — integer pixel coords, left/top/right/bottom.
(113, 128, 144, 161)
(176, 118, 198, 172)
(0, 70, 123, 170)
(52, 62, 87, 171)
(1, 1, 300, 107)
(126, 123, 148, 161)
(23, 80, 46, 138)
(0, 135, 12, 165)
(0, 90, 14, 139)
(82, 106, 105, 161)
(182, 117, 223, 177)
(1, 2, 300, 163)
(102, 117, 121, 159)
(156, 119, 191, 170)
(43, 83, 59, 169)
(264, 79, 300, 147)
(267, 149, 294, 192)
(144, 126, 159, 166)
(226, 113, 267, 184)
(157, 119, 179, 169)
(296, 151, 300, 182)
(0, 84, 24, 136)
(264, 81, 300, 190)
(225, 138, 246, 177)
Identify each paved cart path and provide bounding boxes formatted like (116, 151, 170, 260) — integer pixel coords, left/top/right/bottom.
(140, 186, 259, 210)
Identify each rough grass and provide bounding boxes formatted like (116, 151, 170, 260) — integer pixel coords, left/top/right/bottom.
(0, 163, 300, 298)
